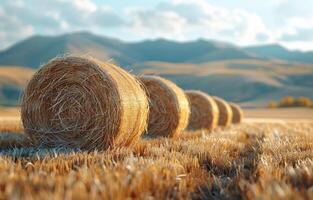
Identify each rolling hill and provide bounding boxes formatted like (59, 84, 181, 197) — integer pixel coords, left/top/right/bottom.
(0, 32, 257, 68)
(138, 59, 313, 106)
(0, 31, 312, 107)
(244, 44, 313, 64)
(0, 66, 34, 106)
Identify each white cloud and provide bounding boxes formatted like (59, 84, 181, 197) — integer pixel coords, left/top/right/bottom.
(0, 0, 313, 51)
(73, 0, 97, 13)
(281, 41, 313, 51)
(0, 5, 34, 48)
(274, 0, 313, 17)
(277, 16, 313, 46)
(125, 0, 272, 45)
(288, 17, 313, 29)
(0, 0, 125, 49)
(126, 8, 187, 40)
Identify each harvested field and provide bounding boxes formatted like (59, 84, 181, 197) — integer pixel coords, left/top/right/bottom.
(0, 117, 23, 133)
(0, 119, 312, 199)
(245, 108, 313, 120)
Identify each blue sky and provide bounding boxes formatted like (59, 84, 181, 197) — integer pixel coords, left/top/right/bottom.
(1, 0, 313, 50)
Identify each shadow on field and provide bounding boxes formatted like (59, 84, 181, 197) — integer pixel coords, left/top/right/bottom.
(193, 132, 265, 200)
(0, 128, 266, 199)
(0, 133, 80, 160)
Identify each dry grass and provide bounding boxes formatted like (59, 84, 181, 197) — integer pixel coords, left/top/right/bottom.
(245, 108, 313, 120)
(185, 90, 219, 131)
(0, 66, 34, 87)
(0, 117, 23, 133)
(0, 107, 20, 117)
(0, 108, 23, 133)
(139, 75, 190, 138)
(0, 121, 312, 199)
(140, 59, 313, 77)
(213, 97, 233, 127)
(230, 103, 243, 124)
(21, 56, 149, 151)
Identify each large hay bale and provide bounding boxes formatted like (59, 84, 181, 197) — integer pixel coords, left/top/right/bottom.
(212, 97, 233, 127)
(229, 103, 243, 124)
(185, 90, 219, 131)
(139, 75, 190, 137)
(21, 56, 149, 150)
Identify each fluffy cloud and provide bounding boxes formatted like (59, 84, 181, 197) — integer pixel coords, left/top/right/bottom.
(0, 0, 125, 49)
(126, 8, 188, 40)
(270, 0, 313, 49)
(274, 0, 313, 18)
(0, 0, 313, 51)
(125, 0, 272, 44)
(276, 17, 313, 45)
(0, 4, 34, 48)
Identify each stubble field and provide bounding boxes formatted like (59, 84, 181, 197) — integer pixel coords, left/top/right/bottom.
(0, 109, 312, 199)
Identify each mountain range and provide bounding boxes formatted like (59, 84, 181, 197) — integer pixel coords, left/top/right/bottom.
(0, 31, 312, 107)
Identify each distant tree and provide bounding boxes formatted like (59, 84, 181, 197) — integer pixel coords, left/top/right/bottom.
(268, 101, 277, 108)
(267, 96, 313, 108)
(296, 96, 312, 107)
(279, 96, 295, 107)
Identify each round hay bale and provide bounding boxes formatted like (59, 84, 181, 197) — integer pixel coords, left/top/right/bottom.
(185, 90, 219, 131)
(229, 103, 243, 124)
(21, 56, 149, 150)
(212, 97, 233, 127)
(139, 75, 190, 137)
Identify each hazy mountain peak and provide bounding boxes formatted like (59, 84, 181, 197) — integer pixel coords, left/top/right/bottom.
(244, 43, 313, 63)
(0, 32, 312, 107)
(1, 31, 313, 68)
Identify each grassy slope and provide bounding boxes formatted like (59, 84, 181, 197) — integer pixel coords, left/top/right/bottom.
(0, 107, 20, 117)
(0, 66, 34, 106)
(0, 122, 312, 199)
(244, 108, 313, 120)
(0, 66, 34, 86)
(138, 59, 313, 105)
(0, 59, 313, 107)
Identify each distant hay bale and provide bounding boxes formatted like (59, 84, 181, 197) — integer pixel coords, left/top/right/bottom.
(185, 90, 219, 131)
(139, 75, 190, 137)
(21, 56, 149, 151)
(212, 97, 233, 127)
(229, 103, 243, 124)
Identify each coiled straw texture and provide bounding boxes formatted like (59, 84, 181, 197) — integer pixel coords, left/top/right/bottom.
(139, 75, 190, 138)
(21, 56, 149, 151)
(185, 90, 219, 131)
(212, 96, 233, 127)
(229, 103, 243, 124)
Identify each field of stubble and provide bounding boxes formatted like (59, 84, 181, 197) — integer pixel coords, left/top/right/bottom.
(0, 115, 312, 200)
